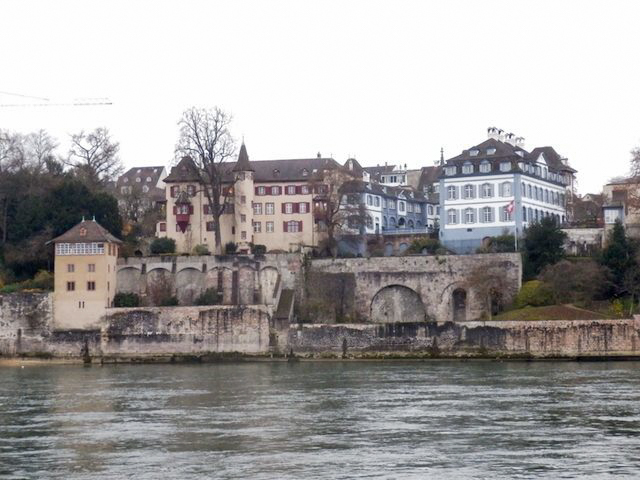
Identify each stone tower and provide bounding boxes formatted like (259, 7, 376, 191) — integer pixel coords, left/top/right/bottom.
(232, 142, 255, 253)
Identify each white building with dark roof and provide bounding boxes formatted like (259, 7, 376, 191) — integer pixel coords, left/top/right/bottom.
(440, 127, 577, 253)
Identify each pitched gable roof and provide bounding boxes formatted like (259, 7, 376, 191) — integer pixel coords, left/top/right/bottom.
(232, 143, 254, 172)
(48, 219, 122, 244)
(116, 166, 166, 187)
(164, 156, 201, 183)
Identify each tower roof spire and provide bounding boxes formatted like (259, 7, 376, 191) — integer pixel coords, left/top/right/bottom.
(232, 141, 254, 172)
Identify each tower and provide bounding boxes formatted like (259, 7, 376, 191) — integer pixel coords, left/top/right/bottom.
(232, 142, 255, 253)
(47, 218, 121, 329)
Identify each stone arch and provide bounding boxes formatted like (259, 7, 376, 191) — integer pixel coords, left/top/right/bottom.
(260, 266, 280, 305)
(384, 243, 394, 256)
(146, 267, 174, 305)
(398, 242, 408, 253)
(398, 217, 406, 227)
(407, 219, 414, 228)
(238, 266, 257, 304)
(452, 288, 467, 322)
(370, 285, 426, 323)
(205, 267, 219, 291)
(175, 267, 204, 305)
(116, 267, 141, 293)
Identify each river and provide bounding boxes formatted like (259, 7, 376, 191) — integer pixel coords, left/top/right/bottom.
(2, 361, 640, 479)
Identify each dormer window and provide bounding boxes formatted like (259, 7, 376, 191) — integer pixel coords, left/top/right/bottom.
(445, 166, 456, 176)
(79, 227, 87, 237)
(123, 177, 129, 183)
(302, 169, 309, 177)
(273, 169, 280, 177)
(469, 149, 479, 156)
(479, 161, 491, 173)
(187, 185, 196, 196)
(146, 176, 152, 182)
(487, 148, 496, 155)
(136, 177, 141, 182)
(462, 162, 473, 174)
(499, 162, 511, 172)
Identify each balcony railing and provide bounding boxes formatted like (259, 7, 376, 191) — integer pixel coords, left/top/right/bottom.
(380, 227, 431, 235)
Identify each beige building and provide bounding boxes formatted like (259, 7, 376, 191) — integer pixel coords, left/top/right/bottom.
(602, 178, 640, 239)
(158, 144, 340, 253)
(48, 219, 121, 329)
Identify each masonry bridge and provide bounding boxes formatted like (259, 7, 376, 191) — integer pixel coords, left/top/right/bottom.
(306, 254, 522, 323)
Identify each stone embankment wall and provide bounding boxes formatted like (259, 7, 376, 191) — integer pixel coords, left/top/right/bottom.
(304, 254, 522, 324)
(289, 318, 640, 358)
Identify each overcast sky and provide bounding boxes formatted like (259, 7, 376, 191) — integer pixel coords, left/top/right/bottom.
(1, 0, 639, 194)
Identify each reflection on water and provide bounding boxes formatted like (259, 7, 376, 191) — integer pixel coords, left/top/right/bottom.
(2, 361, 640, 479)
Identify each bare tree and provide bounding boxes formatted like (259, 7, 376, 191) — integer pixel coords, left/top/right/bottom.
(174, 107, 236, 254)
(23, 130, 58, 174)
(66, 127, 122, 187)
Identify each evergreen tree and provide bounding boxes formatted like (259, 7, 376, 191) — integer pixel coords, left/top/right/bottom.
(522, 216, 567, 279)
(600, 219, 637, 296)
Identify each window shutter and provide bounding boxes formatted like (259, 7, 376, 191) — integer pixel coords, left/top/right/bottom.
(203, 204, 209, 214)
(305, 202, 310, 213)
(299, 221, 303, 231)
(295, 185, 301, 194)
(294, 203, 299, 213)
(188, 205, 193, 214)
(255, 187, 260, 195)
(281, 203, 286, 214)
(173, 206, 177, 214)
(283, 221, 288, 232)
(499, 183, 504, 197)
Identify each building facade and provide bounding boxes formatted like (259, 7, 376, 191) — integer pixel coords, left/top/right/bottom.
(440, 128, 576, 253)
(48, 219, 121, 329)
(158, 145, 339, 253)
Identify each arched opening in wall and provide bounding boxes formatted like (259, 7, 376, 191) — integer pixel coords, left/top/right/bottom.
(384, 243, 394, 256)
(260, 267, 280, 305)
(452, 288, 467, 322)
(407, 219, 414, 229)
(398, 217, 406, 228)
(370, 285, 426, 323)
(490, 288, 503, 316)
(117, 267, 142, 294)
(398, 242, 408, 253)
(176, 267, 205, 305)
(482, 237, 492, 248)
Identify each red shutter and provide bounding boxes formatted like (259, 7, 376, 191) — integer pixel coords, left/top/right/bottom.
(281, 203, 286, 213)
(255, 187, 260, 195)
(189, 205, 194, 214)
(305, 202, 310, 213)
(268, 186, 274, 195)
(173, 206, 177, 214)
(299, 221, 303, 231)
(294, 203, 299, 213)
(295, 185, 301, 194)
(283, 221, 288, 232)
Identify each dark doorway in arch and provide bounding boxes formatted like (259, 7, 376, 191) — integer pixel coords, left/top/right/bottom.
(490, 288, 503, 316)
(453, 288, 467, 322)
(371, 285, 426, 323)
(384, 243, 393, 256)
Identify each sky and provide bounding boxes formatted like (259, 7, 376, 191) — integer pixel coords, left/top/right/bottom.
(1, 0, 639, 194)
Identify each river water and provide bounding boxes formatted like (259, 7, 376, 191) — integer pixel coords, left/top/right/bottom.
(2, 361, 640, 479)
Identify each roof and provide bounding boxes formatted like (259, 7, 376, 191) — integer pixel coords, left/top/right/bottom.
(116, 166, 165, 187)
(164, 156, 202, 183)
(344, 158, 365, 176)
(363, 164, 396, 182)
(340, 179, 435, 203)
(48, 219, 122, 245)
(528, 146, 577, 173)
(165, 155, 342, 183)
(232, 143, 253, 172)
(417, 165, 443, 191)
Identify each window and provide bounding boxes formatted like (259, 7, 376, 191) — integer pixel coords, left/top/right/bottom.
(142, 185, 149, 193)
(257, 186, 266, 195)
(240, 214, 246, 223)
(382, 198, 388, 208)
(407, 203, 413, 213)
(464, 208, 475, 224)
(445, 166, 456, 176)
(502, 206, 513, 222)
(146, 176, 152, 182)
(480, 161, 491, 173)
(604, 208, 622, 224)
(482, 206, 493, 223)
(287, 185, 296, 195)
(544, 189, 549, 203)
(447, 185, 457, 200)
(501, 182, 512, 197)
(241, 231, 247, 240)
(527, 184, 532, 198)
(464, 184, 475, 199)
(285, 203, 293, 214)
(120, 186, 129, 194)
(286, 220, 300, 233)
(136, 177, 141, 183)
(66, 281, 75, 291)
(253, 203, 262, 215)
(266, 221, 274, 233)
(414, 204, 421, 213)
(159, 222, 166, 232)
(374, 196, 380, 207)
(301, 185, 310, 194)
(447, 209, 457, 224)
(366, 216, 373, 229)
(367, 195, 373, 206)
(206, 221, 214, 231)
(428, 205, 434, 215)
(88, 264, 95, 273)
(487, 148, 496, 155)
(302, 169, 309, 177)
(187, 185, 196, 196)
(388, 200, 396, 209)
(253, 221, 261, 233)
(266, 203, 275, 215)
(55, 243, 105, 255)
(271, 186, 281, 195)
(87, 281, 96, 291)
(469, 149, 479, 156)
(241, 195, 246, 204)
(67, 264, 74, 273)
(398, 201, 405, 212)
(124, 177, 129, 183)
(522, 206, 527, 221)
(521, 182, 526, 197)
(299, 203, 308, 214)
(481, 183, 493, 198)
(500, 162, 511, 172)
(462, 162, 473, 174)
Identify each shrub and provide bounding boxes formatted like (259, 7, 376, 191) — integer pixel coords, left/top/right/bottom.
(225, 242, 237, 254)
(195, 288, 220, 306)
(251, 244, 267, 255)
(522, 217, 567, 279)
(193, 244, 210, 256)
(150, 237, 176, 254)
(29, 270, 54, 290)
(477, 234, 516, 253)
(406, 237, 440, 255)
(539, 259, 610, 306)
(514, 280, 554, 308)
(160, 296, 179, 306)
(113, 292, 140, 307)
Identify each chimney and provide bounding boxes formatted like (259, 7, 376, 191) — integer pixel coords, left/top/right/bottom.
(487, 126, 499, 140)
(317, 152, 321, 158)
(516, 137, 525, 148)
(504, 132, 517, 146)
(498, 129, 505, 142)
(404, 163, 407, 170)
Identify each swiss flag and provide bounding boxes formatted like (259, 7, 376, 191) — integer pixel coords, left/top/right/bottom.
(506, 200, 515, 214)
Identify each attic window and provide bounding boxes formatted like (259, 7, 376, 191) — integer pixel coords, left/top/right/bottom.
(79, 227, 87, 237)
(479, 161, 491, 173)
(462, 162, 473, 174)
(487, 148, 496, 155)
(516, 151, 524, 158)
(136, 177, 141, 182)
(146, 176, 152, 182)
(469, 149, 479, 156)
(273, 169, 280, 177)
(123, 178, 128, 183)
(302, 169, 309, 177)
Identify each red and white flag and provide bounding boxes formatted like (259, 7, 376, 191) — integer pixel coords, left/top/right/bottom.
(506, 200, 515, 214)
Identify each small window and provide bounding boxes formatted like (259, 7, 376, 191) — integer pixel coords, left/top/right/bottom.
(123, 177, 129, 183)
(240, 214, 246, 223)
(487, 148, 496, 155)
(87, 281, 96, 291)
(136, 177, 141, 182)
(253, 221, 261, 233)
(67, 264, 74, 273)
(500, 162, 511, 172)
(482, 183, 493, 198)
(301, 185, 310, 194)
(447, 209, 457, 224)
(66, 281, 75, 291)
(445, 166, 456, 176)
(241, 231, 247, 240)
(88, 264, 95, 272)
(79, 227, 87, 237)
(253, 203, 262, 215)
(469, 149, 479, 156)
(187, 185, 196, 196)
(240, 195, 246, 204)
(302, 169, 309, 177)
(142, 185, 149, 193)
(479, 161, 491, 173)
(285, 203, 293, 214)
(299, 203, 308, 214)
(374, 196, 380, 207)
(462, 162, 473, 174)
(398, 201, 405, 212)
(257, 186, 266, 195)
(266, 203, 275, 215)
(271, 186, 281, 195)
(287, 186, 296, 195)
(447, 185, 457, 200)
(146, 176, 152, 182)
(266, 221, 274, 233)
(273, 169, 280, 177)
